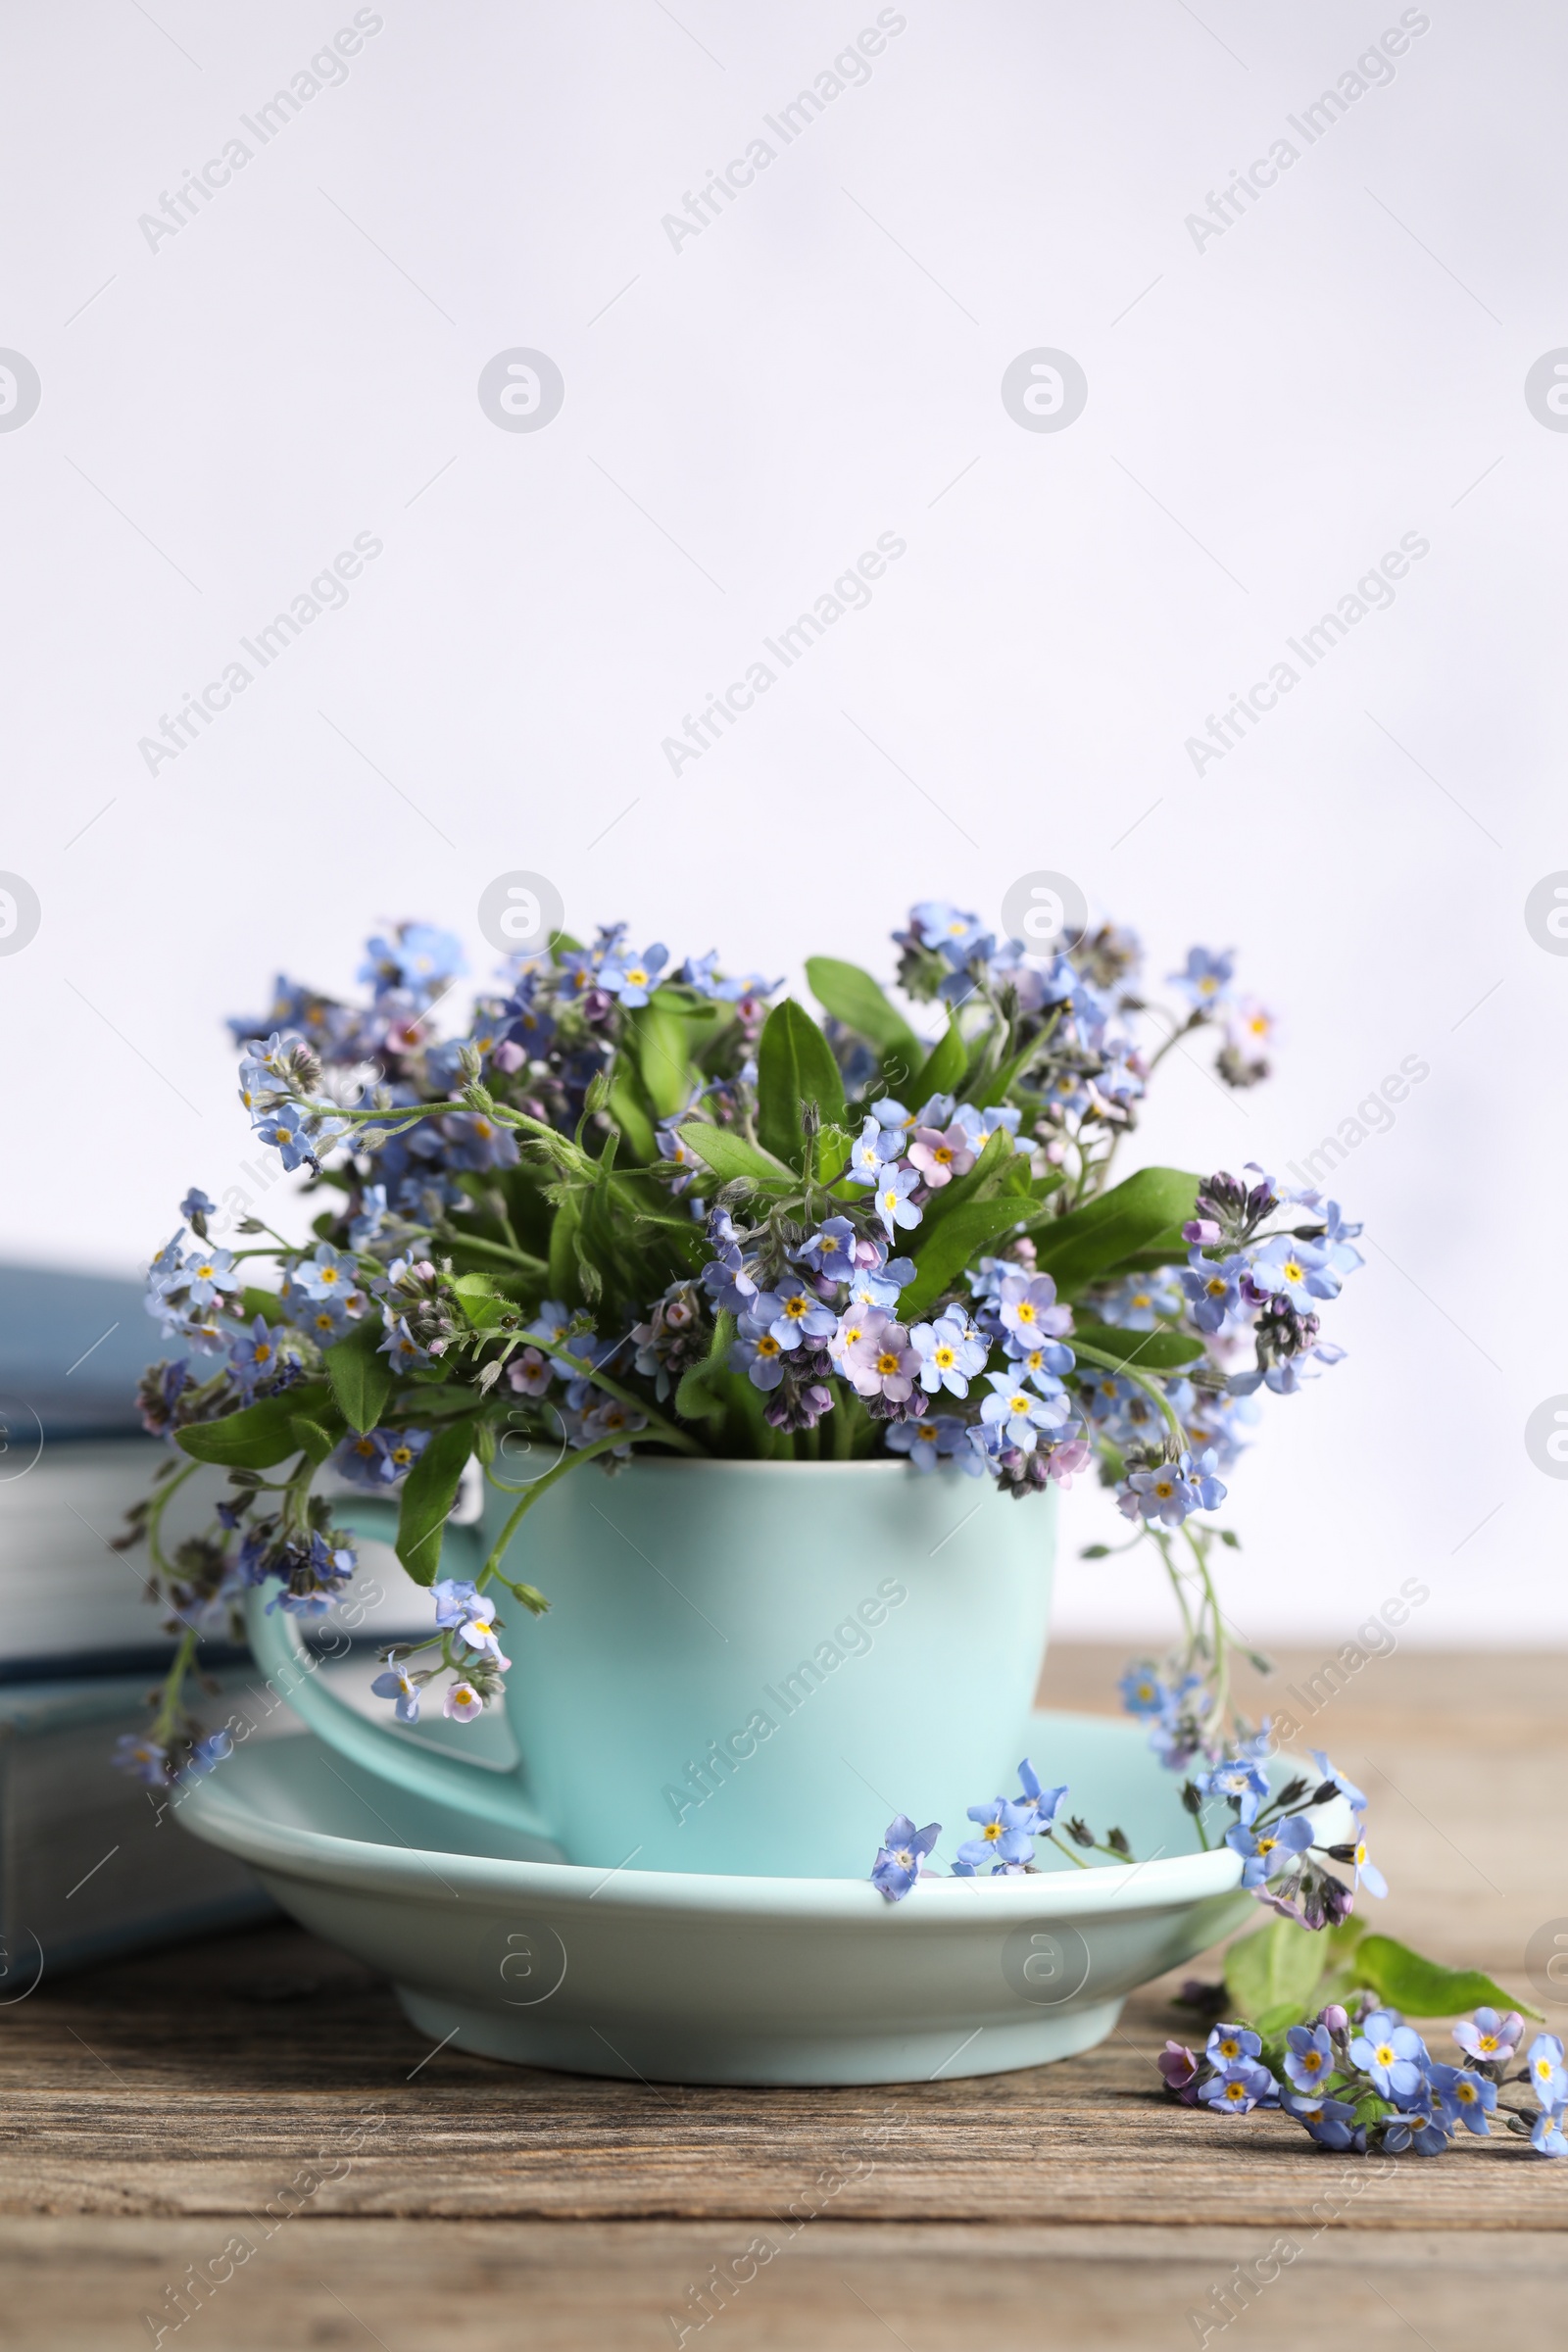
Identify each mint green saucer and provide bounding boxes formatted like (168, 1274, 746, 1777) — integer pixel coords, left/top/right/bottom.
(178, 1709, 1254, 2085)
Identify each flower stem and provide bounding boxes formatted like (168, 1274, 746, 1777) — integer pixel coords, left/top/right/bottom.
(520, 1335, 707, 1454)
(145, 1459, 202, 1581)
(151, 1625, 200, 1745)
(1070, 1341, 1186, 1446)
(478, 1429, 676, 1599)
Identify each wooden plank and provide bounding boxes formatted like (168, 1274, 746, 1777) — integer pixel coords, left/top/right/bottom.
(3, 2218, 1566, 2351)
(1, 1644, 1564, 2350)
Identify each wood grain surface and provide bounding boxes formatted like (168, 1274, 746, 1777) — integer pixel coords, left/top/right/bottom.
(3, 1646, 1564, 2349)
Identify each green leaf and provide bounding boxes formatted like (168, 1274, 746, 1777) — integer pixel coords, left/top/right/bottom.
(674, 1308, 734, 1426)
(395, 1419, 476, 1586)
(176, 1383, 333, 1468)
(323, 1318, 392, 1434)
(286, 1414, 338, 1466)
(1070, 1320, 1206, 1371)
(1029, 1168, 1200, 1298)
(757, 999, 847, 1170)
(1354, 1935, 1543, 2022)
(805, 956, 919, 1060)
(606, 1073, 658, 1165)
(675, 1122, 798, 1192)
(240, 1285, 285, 1325)
(913, 1126, 1014, 1237)
(548, 1192, 581, 1301)
(913, 1014, 967, 1101)
(625, 997, 695, 1121)
(814, 1124, 853, 1181)
(1224, 1918, 1330, 2029)
(899, 1198, 1029, 1320)
(452, 1272, 512, 1331)
(982, 1036, 1043, 1106)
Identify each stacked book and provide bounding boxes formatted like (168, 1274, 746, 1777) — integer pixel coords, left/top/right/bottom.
(0, 1262, 427, 1979)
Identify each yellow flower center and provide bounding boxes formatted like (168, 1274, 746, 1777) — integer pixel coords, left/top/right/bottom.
(876, 1351, 901, 1377)
(982, 1822, 1003, 1842)
(934, 1347, 956, 1370)
(757, 1335, 781, 1359)
(1375, 2044, 1396, 2068)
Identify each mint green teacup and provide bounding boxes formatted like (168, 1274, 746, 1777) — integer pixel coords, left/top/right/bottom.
(245, 1459, 1057, 1879)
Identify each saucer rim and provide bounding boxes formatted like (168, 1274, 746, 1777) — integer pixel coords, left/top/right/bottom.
(179, 1706, 1249, 1923)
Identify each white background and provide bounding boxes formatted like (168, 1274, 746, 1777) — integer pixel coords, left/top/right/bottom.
(1, 0, 1563, 1645)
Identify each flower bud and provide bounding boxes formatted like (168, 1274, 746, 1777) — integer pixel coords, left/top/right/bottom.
(1321, 2004, 1348, 2035)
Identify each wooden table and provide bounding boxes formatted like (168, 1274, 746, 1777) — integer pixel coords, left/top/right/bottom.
(3, 1646, 1564, 2348)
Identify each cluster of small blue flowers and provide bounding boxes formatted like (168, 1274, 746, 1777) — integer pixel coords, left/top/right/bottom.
(1161, 2006, 1568, 2158)
(230, 920, 777, 1230)
(703, 1185, 1098, 1491)
(120, 901, 1361, 1767)
(1204, 1743, 1383, 1929)
(869, 1758, 1129, 1899)
(890, 908, 1274, 1128)
(371, 1576, 512, 1725)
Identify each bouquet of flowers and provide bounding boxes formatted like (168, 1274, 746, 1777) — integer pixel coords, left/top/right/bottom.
(117, 901, 1358, 1809)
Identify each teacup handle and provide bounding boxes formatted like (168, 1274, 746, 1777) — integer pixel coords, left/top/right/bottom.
(242, 1497, 550, 1839)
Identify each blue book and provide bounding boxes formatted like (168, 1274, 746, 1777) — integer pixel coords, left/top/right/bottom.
(0, 1261, 433, 1684)
(0, 1260, 152, 1440)
(0, 1671, 285, 1980)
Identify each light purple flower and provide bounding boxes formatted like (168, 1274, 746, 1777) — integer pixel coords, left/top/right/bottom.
(848, 1115, 904, 1188)
(979, 1370, 1068, 1452)
(909, 1311, 988, 1397)
(371, 1659, 421, 1724)
(1200, 2059, 1277, 2114)
(294, 1243, 359, 1302)
(797, 1216, 858, 1281)
(508, 1347, 554, 1396)
(871, 1814, 940, 1901)
(906, 1123, 976, 1189)
(599, 943, 667, 1006)
(1168, 947, 1235, 1010)
(870, 1162, 923, 1237)
(957, 1797, 1035, 1869)
(843, 1311, 920, 1402)
(181, 1245, 241, 1305)
(1452, 2007, 1522, 2065)
(998, 1273, 1072, 1346)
